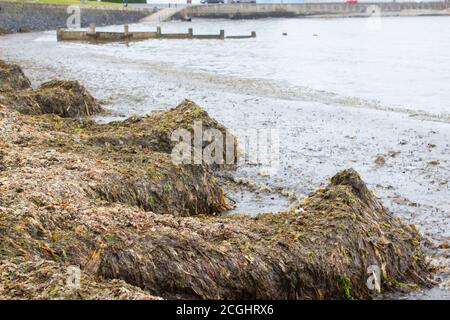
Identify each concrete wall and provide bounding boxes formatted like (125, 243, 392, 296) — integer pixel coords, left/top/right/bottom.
(0, 2, 154, 33)
(179, 2, 449, 19)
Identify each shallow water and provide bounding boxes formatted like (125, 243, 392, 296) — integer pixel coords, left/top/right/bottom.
(61, 16, 450, 117)
(0, 16, 448, 299)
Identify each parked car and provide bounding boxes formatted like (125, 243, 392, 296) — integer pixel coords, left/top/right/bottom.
(346, 0, 358, 4)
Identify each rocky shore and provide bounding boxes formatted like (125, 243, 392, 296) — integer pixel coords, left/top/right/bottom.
(0, 60, 434, 299)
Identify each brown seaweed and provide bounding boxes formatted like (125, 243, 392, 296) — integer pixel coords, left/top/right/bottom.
(0, 62, 433, 300)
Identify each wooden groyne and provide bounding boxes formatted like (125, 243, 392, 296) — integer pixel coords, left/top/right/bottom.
(56, 25, 256, 43)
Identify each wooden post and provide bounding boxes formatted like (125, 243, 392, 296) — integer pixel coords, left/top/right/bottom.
(56, 28, 63, 41)
(251, 31, 256, 38)
(219, 30, 225, 40)
(188, 28, 193, 38)
(124, 25, 129, 36)
(157, 26, 161, 38)
(88, 23, 96, 35)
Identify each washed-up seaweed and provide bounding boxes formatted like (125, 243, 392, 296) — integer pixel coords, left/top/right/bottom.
(84, 99, 237, 167)
(0, 60, 433, 300)
(0, 60, 31, 90)
(0, 258, 160, 300)
(0, 60, 102, 117)
(98, 169, 431, 299)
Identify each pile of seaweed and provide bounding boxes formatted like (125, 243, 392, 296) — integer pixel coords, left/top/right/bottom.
(0, 258, 159, 300)
(0, 60, 31, 90)
(41, 100, 233, 216)
(0, 60, 102, 117)
(70, 99, 229, 154)
(0, 60, 434, 300)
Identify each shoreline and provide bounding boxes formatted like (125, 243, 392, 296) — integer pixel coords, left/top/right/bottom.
(0, 58, 436, 299)
(0, 13, 445, 302)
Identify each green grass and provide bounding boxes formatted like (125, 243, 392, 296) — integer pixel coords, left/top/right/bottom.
(8, 0, 125, 8)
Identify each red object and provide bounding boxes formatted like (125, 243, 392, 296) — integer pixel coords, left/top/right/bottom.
(346, 0, 358, 4)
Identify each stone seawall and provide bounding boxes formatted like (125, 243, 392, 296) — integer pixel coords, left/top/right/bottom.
(178, 2, 450, 19)
(0, 2, 154, 33)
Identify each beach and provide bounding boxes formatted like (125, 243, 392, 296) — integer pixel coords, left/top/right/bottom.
(0, 16, 448, 299)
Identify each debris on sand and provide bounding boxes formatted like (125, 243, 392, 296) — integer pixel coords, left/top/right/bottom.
(0, 62, 433, 299)
(374, 155, 386, 166)
(0, 105, 432, 300)
(12, 79, 103, 117)
(39, 100, 234, 216)
(85, 99, 235, 160)
(0, 60, 31, 90)
(99, 169, 432, 299)
(0, 258, 161, 300)
(0, 60, 102, 117)
(428, 160, 440, 166)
